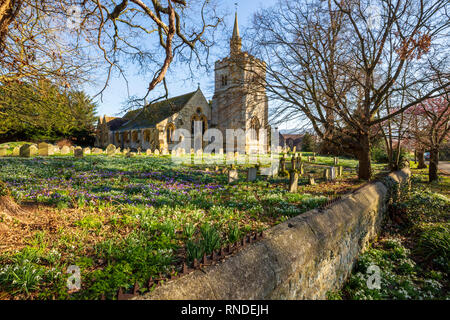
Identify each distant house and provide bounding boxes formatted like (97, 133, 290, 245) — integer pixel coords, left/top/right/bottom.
(279, 133, 304, 150)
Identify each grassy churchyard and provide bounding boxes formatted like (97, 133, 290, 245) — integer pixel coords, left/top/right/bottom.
(0, 142, 378, 300)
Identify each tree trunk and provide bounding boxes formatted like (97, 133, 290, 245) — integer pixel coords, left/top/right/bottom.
(417, 149, 426, 169)
(429, 148, 439, 182)
(357, 134, 372, 180)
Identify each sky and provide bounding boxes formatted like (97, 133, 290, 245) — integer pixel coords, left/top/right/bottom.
(85, 0, 278, 119)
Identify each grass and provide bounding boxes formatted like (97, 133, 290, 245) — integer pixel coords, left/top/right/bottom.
(329, 173, 450, 300)
(0, 152, 372, 300)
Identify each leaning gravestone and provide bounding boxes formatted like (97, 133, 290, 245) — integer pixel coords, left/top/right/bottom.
(289, 170, 299, 192)
(0, 146, 7, 157)
(74, 147, 83, 158)
(106, 144, 116, 155)
(12, 146, 20, 156)
(299, 162, 304, 175)
(154, 149, 160, 155)
(146, 149, 152, 156)
(92, 148, 103, 154)
(323, 168, 330, 181)
(83, 147, 91, 155)
(60, 146, 71, 155)
(20, 144, 37, 157)
(247, 167, 257, 182)
(228, 168, 238, 183)
(38, 142, 54, 156)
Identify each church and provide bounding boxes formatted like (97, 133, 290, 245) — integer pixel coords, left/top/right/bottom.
(96, 13, 269, 153)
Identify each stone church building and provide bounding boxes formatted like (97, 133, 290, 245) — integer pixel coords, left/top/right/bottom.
(96, 13, 269, 153)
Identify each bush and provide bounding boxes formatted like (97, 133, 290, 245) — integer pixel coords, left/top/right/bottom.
(417, 225, 450, 270)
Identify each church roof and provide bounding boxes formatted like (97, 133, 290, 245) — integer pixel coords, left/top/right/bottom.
(115, 89, 199, 131)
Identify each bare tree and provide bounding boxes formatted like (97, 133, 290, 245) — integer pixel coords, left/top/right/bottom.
(406, 95, 449, 182)
(247, 0, 449, 179)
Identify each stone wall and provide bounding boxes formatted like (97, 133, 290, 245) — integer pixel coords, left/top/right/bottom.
(136, 168, 411, 300)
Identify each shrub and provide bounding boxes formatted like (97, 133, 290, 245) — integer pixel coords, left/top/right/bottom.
(417, 225, 450, 271)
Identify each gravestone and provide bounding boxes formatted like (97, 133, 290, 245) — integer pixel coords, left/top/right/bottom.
(115, 148, 121, 155)
(162, 149, 169, 155)
(329, 167, 337, 180)
(154, 149, 160, 155)
(323, 168, 330, 181)
(74, 147, 83, 158)
(292, 146, 296, 153)
(106, 144, 116, 156)
(38, 142, 54, 156)
(288, 170, 299, 192)
(247, 167, 257, 182)
(146, 149, 152, 156)
(299, 162, 304, 175)
(215, 165, 220, 171)
(60, 146, 71, 155)
(137, 147, 142, 155)
(219, 148, 224, 155)
(308, 176, 316, 185)
(83, 147, 91, 155)
(312, 153, 316, 161)
(0, 147, 7, 157)
(334, 157, 339, 165)
(53, 146, 60, 154)
(338, 166, 343, 177)
(279, 157, 286, 172)
(92, 148, 103, 154)
(228, 168, 238, 183)
(291, 156, 297, 170)
(20, 144, 37, 157)
(307, 156, 311, 162)
(190, 148, 194, 154)
(12, 146, 20, 156)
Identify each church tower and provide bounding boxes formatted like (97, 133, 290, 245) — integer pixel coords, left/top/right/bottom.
(211, 12, 269, 151)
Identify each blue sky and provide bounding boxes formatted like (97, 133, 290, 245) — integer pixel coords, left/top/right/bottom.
(85, 0, 278, 118)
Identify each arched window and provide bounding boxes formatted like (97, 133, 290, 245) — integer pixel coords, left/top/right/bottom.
(132, 131, 138, 143)
(166, 124, 175, 144)
(250, 117, 261, 140)
(144, 130, 150, 142)
(191, 115, 199, 135)
(221, 75, 228, 87)
(201, 116, 208, 135)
